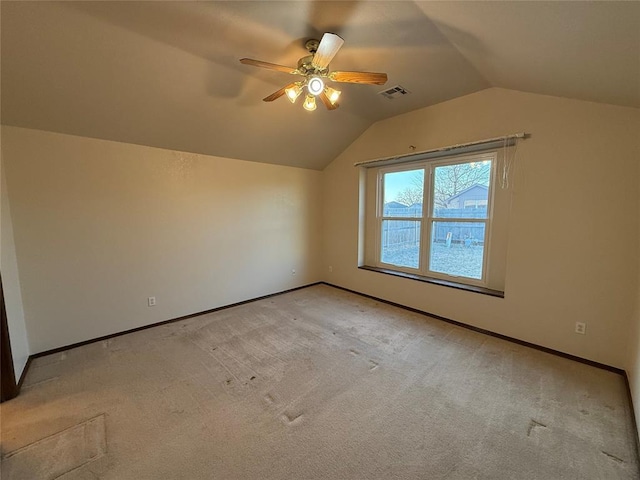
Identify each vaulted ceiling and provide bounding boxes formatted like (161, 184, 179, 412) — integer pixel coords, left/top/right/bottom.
(2, 1, 639, 170)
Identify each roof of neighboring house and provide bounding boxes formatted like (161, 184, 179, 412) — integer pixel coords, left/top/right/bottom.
(446, 184, 489, 202)
(384, 201, 409, 209)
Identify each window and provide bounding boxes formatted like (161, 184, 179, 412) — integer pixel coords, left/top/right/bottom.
(368, 152, 504, 291)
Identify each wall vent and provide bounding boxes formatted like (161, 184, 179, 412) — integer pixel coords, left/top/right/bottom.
(379, 85, 410, 100)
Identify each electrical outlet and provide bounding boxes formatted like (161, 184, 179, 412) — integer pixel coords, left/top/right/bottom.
(329, 266, 333, 272)
(291, 269, 296, 275)
(575, 322, 586, 335)
(148, 296, 156, 307)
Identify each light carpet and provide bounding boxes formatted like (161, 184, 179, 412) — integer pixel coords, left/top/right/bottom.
(1, 284, 638, 479)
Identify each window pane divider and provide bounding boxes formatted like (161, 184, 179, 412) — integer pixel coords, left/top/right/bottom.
(430, 217, 488, 223)
(381, 216, 423, 221)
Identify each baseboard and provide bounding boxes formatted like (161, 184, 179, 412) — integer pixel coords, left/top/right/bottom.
(23, 280, 625, 375)
(20, 282, 322, 382)
(15, 279, 638, 457)
(320, 281, 624, 375)
(321, 281, 640, 462)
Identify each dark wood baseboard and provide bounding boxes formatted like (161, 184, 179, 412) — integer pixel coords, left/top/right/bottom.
(15, 279, 639, 461)
(23, 280, 626, 376)
(23, 282, 322, 367)
(321, 281, 623, 375)
(321, 281, 640, 463)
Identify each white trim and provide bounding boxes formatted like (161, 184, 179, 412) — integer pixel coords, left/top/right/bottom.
(374, 151, 498, 287)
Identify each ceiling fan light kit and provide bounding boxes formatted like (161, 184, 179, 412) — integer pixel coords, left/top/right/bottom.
(307, 76, 325, 96)
(285, 83, 303, 103)
(303, 94, 317, 112)
(325, 86, 341, 105)
(240, 32, 388, 112)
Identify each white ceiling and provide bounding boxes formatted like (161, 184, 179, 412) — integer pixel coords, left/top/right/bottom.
(2, 1, 639, 170)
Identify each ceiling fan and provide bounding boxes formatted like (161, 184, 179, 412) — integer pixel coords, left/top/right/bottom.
(240, 33, 388, 112)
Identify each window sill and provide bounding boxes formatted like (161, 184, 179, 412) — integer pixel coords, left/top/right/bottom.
(358, 265, 504, 298)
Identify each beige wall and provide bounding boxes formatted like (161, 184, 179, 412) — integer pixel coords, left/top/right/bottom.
(323, 88, 640, 369)
(3, 89, 639, 415)
(1, 141, 31, 379)
(2, 126, 323, 353)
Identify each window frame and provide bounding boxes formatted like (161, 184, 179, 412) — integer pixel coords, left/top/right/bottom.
(377, 164, 426, 273)
(375, 151, 497, 288)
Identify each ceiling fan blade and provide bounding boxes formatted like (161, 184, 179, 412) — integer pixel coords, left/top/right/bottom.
(330, 71, 388, 85)
(263, 83, 297, 102)
(319, 91, 339, 110)
(311, 33, 344, 70)
(240, 58, 298, 74)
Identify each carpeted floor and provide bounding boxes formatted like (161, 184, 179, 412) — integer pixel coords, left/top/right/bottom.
(1, 284, 638, 479)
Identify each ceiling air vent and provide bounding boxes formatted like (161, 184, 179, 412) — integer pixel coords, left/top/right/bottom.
(379, 85, 410, 100)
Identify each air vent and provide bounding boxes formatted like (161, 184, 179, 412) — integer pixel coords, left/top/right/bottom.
(379, 85, 410, 100)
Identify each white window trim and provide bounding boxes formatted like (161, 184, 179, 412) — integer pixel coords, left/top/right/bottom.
(374, 152, 497, 288)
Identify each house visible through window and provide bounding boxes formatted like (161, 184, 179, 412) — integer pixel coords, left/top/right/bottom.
(374, 152, 497, 287)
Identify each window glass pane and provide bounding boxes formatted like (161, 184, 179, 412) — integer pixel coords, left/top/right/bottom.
(383, 169, 424, 217)
(429, 222, 486, 279)
(432, 160, 491, 219)
(381, 220, 420, 269)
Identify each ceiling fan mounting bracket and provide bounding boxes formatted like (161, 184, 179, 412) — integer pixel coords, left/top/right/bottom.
(305, 39, 320, 54)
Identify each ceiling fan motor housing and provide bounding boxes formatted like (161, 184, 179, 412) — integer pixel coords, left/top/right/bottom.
(297, 55, 328, 76)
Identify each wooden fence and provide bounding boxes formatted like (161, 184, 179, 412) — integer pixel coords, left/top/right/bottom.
(382, 206, 487, 248)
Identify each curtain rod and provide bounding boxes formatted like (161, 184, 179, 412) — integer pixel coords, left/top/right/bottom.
(354, 132, 529, 168)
